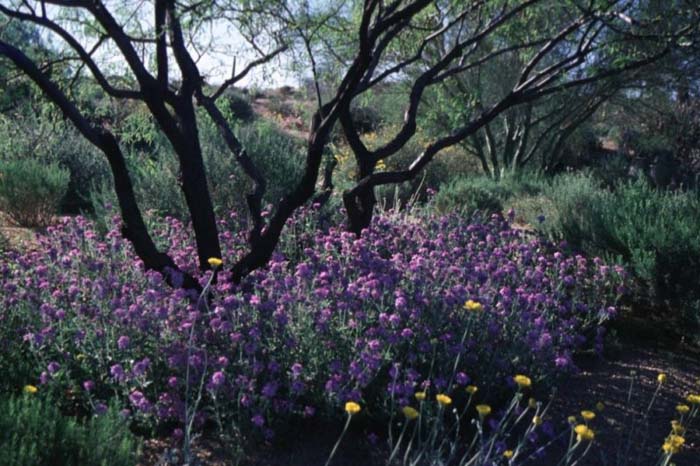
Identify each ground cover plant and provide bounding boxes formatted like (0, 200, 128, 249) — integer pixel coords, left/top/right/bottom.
(0, 207, 628, 462)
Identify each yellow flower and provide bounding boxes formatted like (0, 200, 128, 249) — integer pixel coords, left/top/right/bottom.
(671, 420, 686, 435)
(658, 373, 668, 384)
(532, 416, 543, 426)
(402, 406, 419, 420)
(567, 415, 577, 425)
(528, 398, 537, 409)
(476, 404, 492, 418)
(596, 402, 605, 412)
(513, 375, 532, 389)
(345, 401, 361, 415)
(76, 353, 87, 361)
(463, 300, 483, 312)
(23, 385, 38, 394)
(207, 257, 223, 268)
(466, 385, 478, 395)
(503, 450, 514, 459)
(415, 391, 427, 401)
(676, 404, 690, 415)
(687, 394, 700, 405)
(662, 434, 685, 454)
(581, 410, 596, 421)
(574, 424, 595, 442)
(436, 394, 452, 407)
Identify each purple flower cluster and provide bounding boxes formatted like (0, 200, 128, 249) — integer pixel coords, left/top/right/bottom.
(0, 210, 625, 436)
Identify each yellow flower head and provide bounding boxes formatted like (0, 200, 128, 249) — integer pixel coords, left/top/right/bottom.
(528, 398, 537, 409)
(463, 300, 483, 312)
(503, 450, 514, 459)
(581, 410, 596, 421)
(567, 415, 577, 425)
(662, 434, 685, 454)
(436, 394, 452, 407)
(676, 404, 690, 415)
(345, 401, 361, 415)
(476, 404, 492, 418)
(658, 373, 668, 384)
(532, 416, 543, 426)
(207, 257, 223, 268)
(415, 391, 427, 401)
(402, 406, 419, 420)
(76, 353, 87, 361)
(513, 375, 532, 389)
(687, 394, 700, 405)
(596, 402, 605, 412)
(23, 385, 38, 394)
(466, 385, 478, 395)
(574, 425, 595, 442)
(671, 420, 686, 435)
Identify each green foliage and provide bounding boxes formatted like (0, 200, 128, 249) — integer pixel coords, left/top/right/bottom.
(0, 395, 140, 466)
(0, 159, 69, 227)
(224, 89, 255, 122)
(432, 173, 545, 216)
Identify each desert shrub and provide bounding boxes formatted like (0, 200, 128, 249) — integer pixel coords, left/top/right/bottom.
(0, 394, 140, 466)
(224, 90, 255, 122)
(349, 105, 383, 134)
(0, 159, 69, 227)
(433, 173, 545, 216)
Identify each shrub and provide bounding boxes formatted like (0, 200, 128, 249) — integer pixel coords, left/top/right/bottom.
(0, 159, 69, 227)
(224, 90, 255, 122)
(0, 395, 140, 466)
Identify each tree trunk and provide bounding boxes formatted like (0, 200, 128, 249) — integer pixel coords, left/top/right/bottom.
(344, 158, 376, 235)
(173, 101, 222, 269)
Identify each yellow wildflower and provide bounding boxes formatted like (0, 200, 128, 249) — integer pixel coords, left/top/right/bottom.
(207, 257, 223, 268)
(402, 406, 419, 420)
(567, 415, 577, 425)
(676, 404, 690, 415)
(23, 385, 38, 394)
(513, 375, 532, 389)
(596, 402, 605, 412)
(532, 416, 543, 426)
(345, 401, 361, 415)
(662, 434, 685, 454)
(574, 424, 595, 442)
(415, 391, 427, 401)
(76, 353, 87, 361)
(528, 398, 537, 409)
(658, 373, 668, 384)
(503, 450, 514, 459)
(581, 410, 596, 421)
(466, 385, 478, 395)
(687, 394, 700, 405)
(476, 404, 492, 418)
(436, 394, 452, 407)
(671, 420, 686, 435)
(463, 300, 483, 312)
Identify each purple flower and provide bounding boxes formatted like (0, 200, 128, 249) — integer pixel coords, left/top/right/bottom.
(251, 414, 265, 427)
(47, 361, 60, 375)
(210, 371, 226, 388)
(117, 335, 130, 350)
(83, 380, 95, 392)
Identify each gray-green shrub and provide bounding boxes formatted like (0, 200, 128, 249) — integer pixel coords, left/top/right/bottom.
(0, 395, 140, 466)
(0, 159, 69, 227)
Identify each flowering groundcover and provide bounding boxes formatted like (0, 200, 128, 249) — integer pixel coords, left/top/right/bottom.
(0, 209, 625, 442)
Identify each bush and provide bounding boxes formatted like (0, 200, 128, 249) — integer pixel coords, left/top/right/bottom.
(0, 395, 140, 466)
(0, 159, 69, 227)
(224, 90, 255, 122)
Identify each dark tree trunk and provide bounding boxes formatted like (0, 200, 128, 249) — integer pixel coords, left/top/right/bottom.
(343, 159, 376, 236)
(173, 100, 222, 270)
